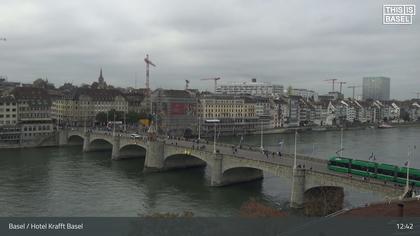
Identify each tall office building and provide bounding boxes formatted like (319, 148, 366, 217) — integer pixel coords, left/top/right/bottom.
(362, 77, 390, 101)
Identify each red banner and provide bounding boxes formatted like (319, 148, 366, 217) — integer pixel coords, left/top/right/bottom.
(170, 103, 188, 115)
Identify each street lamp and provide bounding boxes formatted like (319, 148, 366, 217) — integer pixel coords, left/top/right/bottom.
(112, 112, 116, 137)
(294, 129, 298, 169)
(198, 115, 201, 140)
(405, 145, 416, 193)
(340, 127, 344, 157)
(260, 119, 264, 150)
(206, 119, 220, 154)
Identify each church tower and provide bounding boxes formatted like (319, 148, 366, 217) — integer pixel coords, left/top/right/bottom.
(98, 68, 107, 89)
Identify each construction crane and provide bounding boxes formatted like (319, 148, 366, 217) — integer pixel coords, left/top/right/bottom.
(185, 80, 190, 90)
(324, 79, 338, 92)
(144, 54, 156, 114)
(201, 77, 221, 93)
(338, 81, 346, 94)
(144, 54, 156, 92)
(348, 85, 361, 99)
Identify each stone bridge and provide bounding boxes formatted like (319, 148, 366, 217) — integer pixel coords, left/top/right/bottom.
(59, 130, 404, 208)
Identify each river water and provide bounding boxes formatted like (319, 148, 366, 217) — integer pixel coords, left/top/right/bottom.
(1, 127, 419, 216)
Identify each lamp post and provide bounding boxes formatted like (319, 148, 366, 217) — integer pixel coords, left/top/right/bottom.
(112, 112, 116, 137)
(294, 129, 297, 169)
(260, 119, 264, 150)
(405, 145, 416, 193)
(340, 127, 344, 157)
(198, 115, 201, 140)
(206, 119, 220, 154)
(123, 112, 126, 132)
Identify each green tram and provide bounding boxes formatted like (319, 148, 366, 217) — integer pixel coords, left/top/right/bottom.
(327, 156, 420, 187)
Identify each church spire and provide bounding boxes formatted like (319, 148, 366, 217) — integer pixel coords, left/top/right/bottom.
(98, 68, 104, 83)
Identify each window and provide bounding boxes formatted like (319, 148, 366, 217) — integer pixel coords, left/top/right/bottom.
(330, 160, 349, 168)
(377, 168, 394, 176)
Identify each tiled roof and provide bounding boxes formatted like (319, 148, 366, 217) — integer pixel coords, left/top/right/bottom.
(11, 87, 50, 101)
(65, 88, 125, 101)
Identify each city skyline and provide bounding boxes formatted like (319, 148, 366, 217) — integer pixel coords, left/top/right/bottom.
(0, 0, 419, 99)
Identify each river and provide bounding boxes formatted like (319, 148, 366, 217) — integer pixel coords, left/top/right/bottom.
(0, 126, 419, 216)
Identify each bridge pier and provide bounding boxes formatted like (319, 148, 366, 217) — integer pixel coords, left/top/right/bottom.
(210, 153, 223, 186)
(143, 140, 165, 173)
(82, 132, 91, 152)
(111, 136, 120, 160)
(58, 130, 68, 146)
(290, 168, 306, 209)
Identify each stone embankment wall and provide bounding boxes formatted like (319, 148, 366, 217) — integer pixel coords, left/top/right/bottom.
(304, 186, 344, 216)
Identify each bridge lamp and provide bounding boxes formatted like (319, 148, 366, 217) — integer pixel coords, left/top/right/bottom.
(205, 119, 220, 154)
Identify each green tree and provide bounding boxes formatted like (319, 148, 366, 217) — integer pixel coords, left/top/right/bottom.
(96, 112, 108, 124)
(287, 86, 293, 96)
(108, 109, 124, 121)
(400, 109, 410, 122)
(126, 111, 141, 124)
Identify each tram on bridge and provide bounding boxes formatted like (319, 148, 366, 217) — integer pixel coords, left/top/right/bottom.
(328, 156, 420, 187)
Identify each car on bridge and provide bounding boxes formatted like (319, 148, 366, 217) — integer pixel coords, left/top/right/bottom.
(130, 133, 141, 139)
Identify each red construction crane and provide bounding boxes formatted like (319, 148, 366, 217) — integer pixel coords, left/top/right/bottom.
(338, 81, 346, 94)
(201, 77, 221, 93)
(348, 85, 361, 99)
(324, 79, 338, 92)
(144, 54, 156, 115)
(144, 54, 156, 92)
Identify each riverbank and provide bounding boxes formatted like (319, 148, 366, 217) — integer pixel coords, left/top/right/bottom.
(0, 133, 59, 149)
(248, 121, 420, 135)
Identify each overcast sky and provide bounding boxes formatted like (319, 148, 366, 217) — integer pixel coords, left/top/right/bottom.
(0, 0, 419, 99)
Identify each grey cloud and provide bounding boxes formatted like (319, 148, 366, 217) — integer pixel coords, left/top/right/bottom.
(0, 0, 419, 99)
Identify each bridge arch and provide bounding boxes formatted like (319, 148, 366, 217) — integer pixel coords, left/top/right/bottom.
(68, 134, 84, 145)
(88, 138, 113, 151)
(220, 167, 264, 186)
(163, 153, 207, 170)
(119, 144, 147, 159)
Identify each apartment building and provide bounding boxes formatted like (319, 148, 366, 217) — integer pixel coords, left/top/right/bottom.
(52, 88, 128, 127)
(11, 87, 54, 141)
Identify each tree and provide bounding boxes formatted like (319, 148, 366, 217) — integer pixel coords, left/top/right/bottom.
(400, 109, 410, 122)
(126, 111, 141, 124)
(59, 83, 76, 92)
(96, 112, 108, 124)
(108, 109, 124, 121)
(91, 82, 99, 89)
(287, 86, 293, 96)
(33, 78, 55, 89)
